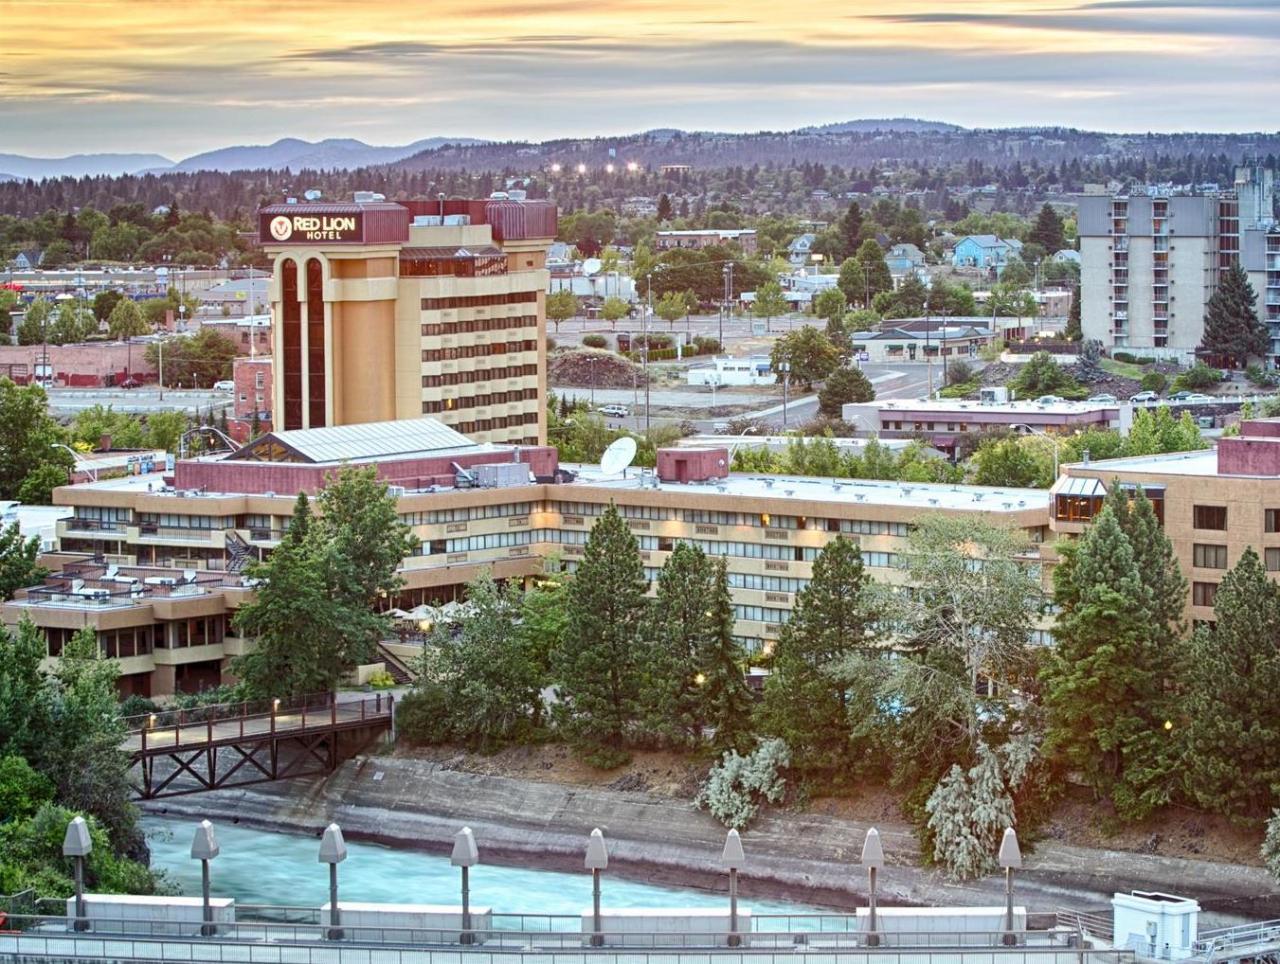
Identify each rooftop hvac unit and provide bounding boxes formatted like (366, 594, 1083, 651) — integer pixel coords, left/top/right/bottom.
(413, 215, 444, 226)
(353, 191, 386, 203)
(474, 462, 530, 488)
(443, 214, 471, 226)
(387, 485, 407, 497)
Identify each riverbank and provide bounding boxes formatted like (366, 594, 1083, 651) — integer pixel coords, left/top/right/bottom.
(143, 753, 1280, 925)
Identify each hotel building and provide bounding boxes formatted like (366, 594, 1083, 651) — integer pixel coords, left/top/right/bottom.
(6, 419, 1049, 697)
(258, 196, 556, 444)
(1049, 418, 1280, 626)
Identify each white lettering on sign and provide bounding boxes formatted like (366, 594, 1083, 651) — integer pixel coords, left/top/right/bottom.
(265, 214, 361, 242)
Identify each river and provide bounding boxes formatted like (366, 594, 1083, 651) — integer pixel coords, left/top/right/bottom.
(142, 817, 819, 915)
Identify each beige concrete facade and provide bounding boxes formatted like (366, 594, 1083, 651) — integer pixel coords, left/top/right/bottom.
(261, 210, 551, 446)
(12, 471, 1050, 696)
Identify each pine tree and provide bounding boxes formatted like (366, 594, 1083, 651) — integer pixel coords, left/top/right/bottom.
(1064, 284, 1082, 341)
(756, 536, 874, 780)
(656, 193, 673, 222)
(1104, 485, 1186, 633)
(1200, 262, 1268, 368)
(641, 542, 716, 746)
(838, 202, 863, 261)
(1042, 508, 1175, 819)
(1029, 203, 1065, 253)
(1181, 548, 1280, 819)
(552, 504, 649, 761)
(698, 559, 753, 753)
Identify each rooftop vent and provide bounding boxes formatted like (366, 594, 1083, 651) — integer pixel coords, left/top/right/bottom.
(353, 191, 386, 203)
(928, 498, 939, 506)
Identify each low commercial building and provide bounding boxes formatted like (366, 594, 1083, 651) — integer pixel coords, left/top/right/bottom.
(843, 398, 1130, 455)
(1049, 418, 1280, 626)
(849, 321, 994, 365)
(5, 418, 1050, 696)
(0, 341, 156, 386)
(654, 230, 758, 255)
(685, 355, 773, 387)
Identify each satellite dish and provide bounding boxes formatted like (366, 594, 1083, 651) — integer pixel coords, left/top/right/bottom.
(582, 257, 603, 276)
(600, 436, 637, 476)
(303, 189, 323, 201)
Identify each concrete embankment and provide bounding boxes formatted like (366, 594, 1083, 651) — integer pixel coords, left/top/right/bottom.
(143, 755, 1280, 923)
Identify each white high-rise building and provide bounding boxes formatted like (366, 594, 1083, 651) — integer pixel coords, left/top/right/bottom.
(1078, 164, 1278, 365)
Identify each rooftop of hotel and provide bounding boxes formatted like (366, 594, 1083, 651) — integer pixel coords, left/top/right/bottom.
(230, 418, 483, 465)
(573, 466, 1049, 513)
(1062, 449, 1221, 477)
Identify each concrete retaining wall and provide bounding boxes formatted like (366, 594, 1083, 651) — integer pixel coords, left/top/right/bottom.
(580, 907, 751, 947)
(65, 894, 234, 935)
(320, 901, 492, 943)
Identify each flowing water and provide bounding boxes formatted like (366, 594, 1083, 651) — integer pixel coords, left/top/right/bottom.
(142, 817, 820, 916)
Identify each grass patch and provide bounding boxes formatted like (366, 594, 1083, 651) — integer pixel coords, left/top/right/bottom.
(938, 379, 981, 399)
(1101, 358, 1148, 380)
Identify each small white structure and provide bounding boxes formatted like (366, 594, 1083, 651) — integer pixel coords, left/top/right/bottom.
(686, 356, 773, 387)
(854, 906, 1026, 946)
(66, 894, 235, 935)
(321, 902, 493, 943)
(580, 908, 751, 947)
(1112, 891, 1199, 960)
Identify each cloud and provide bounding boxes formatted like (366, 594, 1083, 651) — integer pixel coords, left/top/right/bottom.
(866, 7, 1280, 39)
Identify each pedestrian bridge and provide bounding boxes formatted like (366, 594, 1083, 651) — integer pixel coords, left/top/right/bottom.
(123, 692, 394, 800)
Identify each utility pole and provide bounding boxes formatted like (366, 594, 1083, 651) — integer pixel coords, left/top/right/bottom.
(644, 275, 652, 433)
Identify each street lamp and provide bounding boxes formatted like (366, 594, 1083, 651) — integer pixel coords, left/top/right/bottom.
(1012, 423, 1060, 481)
(191, 820, 220, 936)
(861, 828, 884, 947)
(709, 371, 721, 411)
(585, 828, 608, 947)
(778, 362, 792, 432)
(998, 827, 1022, 946)
(451, 826, 479, 945)
(319, 823, 347, 940)
(721, 829, 745, 947)
(63, 816, 92, 932)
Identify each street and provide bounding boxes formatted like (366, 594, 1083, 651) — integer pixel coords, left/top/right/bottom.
(47, 388, 234, 416)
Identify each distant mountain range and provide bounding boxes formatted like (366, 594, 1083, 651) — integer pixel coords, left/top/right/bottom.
(798, 118, 963, 134)
(0, 137, 487, 180)
(0, 152, 174, 180)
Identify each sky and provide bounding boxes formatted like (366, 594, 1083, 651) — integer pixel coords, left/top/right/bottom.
(0, 0, 1276, 159)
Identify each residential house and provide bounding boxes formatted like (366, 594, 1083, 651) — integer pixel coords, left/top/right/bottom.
(13, 249, 43, 270)
(787, 233, 817, 266)
(951, 235, 1021, 269)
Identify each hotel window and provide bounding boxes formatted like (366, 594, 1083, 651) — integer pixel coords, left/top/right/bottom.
(1192, 544, 1228, 569)
(1267, 548, 1280, 572)
(1192, 581, 1218, 607)
(1267, 509, 1280, 533)
(1193, 505, 1227, 530)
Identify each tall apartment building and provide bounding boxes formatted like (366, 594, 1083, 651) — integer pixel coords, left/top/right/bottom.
(6, 418, 1049, 696)
(1078, 163, 1278, 364)
(258, 196, 556, 445)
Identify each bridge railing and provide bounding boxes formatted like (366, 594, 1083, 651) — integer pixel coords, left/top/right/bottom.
(0, 911, 1127, 956)
(123, 693, 394, 754)
(124, 692, 338, 733)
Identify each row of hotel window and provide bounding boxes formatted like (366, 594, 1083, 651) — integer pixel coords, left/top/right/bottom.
(1193, 545, 1280, 571)
(422, 340, 538, 362)
(422, 364, 538, 389)
(421, 316, 539, 337)
(1054, 499, 1280, 534)
(400, 502, 913, 531)
(420, 293, 539, 312)
(41, 616, 227, 658)
(421, 389, 538, 413)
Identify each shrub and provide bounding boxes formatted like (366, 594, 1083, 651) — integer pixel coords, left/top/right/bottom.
(582, 334, 607, 349)
(1264, 810, 1280, 884)
(1009, 350, 1088, 399)
(119, 694, 160, 720)
(367, 669, 397, 689)
(1245, 364, 1279, 388)
(946, 360, 974, 386)
(693, 335, 722, 354)
(546, 337, 557, 352)
(0, 755, 55, 821)
(696, 738, 791, 830)
(395, 683, 454, 745)
(1140, 371, 1169, 394)
(1172, 361, 1223, 392)
(938, 379, 980, 399)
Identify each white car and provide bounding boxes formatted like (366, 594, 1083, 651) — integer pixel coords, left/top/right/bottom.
(213, 380, 235, 392)
(1129, 390, 1160, 403)
(1183, 393, 1214, 403)
(598, 404, 629, 418)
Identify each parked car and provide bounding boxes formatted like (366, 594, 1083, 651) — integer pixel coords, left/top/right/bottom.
(213, 380, 235, 392)
(1034, 395, 1064, 404)
(118, 376, 143, 389)
(1129, 390, 1160, 403)
(1183, 393, 1214, 403)
(598, 404, 629, 418)
(1086, 393, 1117, 404)
(1167, 390, 1193, 402)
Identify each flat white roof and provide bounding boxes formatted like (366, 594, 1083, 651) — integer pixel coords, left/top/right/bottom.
(868, 398, 1120, 416)
(1064, 449, 1220, 477)
(571, 467, 1048, 513)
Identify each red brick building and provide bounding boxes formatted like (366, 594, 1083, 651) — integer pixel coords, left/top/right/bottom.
(228, 357, 272, 442)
